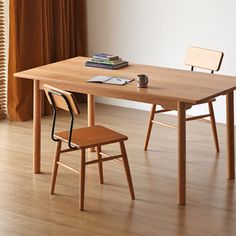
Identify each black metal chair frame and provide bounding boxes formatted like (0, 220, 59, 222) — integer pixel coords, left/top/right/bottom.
(48, 90, 77, 149)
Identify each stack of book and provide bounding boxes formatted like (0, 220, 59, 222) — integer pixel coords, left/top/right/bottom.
(85, 53, 129, 70)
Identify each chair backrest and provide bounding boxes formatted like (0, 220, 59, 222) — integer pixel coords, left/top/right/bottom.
(185, 46, 224, 72)
(44, 85, 80, 115)
(44, 85, 80, 149)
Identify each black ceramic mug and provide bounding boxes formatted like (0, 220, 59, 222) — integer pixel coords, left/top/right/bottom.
(137, 74, 148, 88)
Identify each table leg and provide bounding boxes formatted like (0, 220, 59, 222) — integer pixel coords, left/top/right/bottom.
(226, 91, 235, 179)
(88, 94, 95, 152)
(177, 101, 186, 205)
(33, 80, 42, 173)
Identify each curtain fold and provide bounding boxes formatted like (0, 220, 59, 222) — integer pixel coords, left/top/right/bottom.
(8, 0, 87, 121)
(0, 0, 7, 119)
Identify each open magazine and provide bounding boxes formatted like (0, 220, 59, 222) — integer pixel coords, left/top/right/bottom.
(87, 76, 134, 86)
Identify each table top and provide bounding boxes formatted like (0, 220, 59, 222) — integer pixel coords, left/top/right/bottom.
(14, 56, 236, 104)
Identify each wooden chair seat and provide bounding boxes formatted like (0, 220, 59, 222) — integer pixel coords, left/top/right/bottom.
(55, 125, 128, 149)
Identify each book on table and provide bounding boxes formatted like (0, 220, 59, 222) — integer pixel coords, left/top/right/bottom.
(93, 53, 119, 60)
(85, 61, 128, 69)
(87, 76, 134, 85)
(85, 53, 129, 70)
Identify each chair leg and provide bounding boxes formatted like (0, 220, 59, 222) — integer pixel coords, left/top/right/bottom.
(80, 149, 86, 211)
(208, 102, 220, 153)
(50, 141, 62, 194)
(144, 104, 156, 151)
(119, 141, 135, 200)
(96, 146, 104, 184)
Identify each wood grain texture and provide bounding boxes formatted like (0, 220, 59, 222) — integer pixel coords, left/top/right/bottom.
(144, 46, 222, 153)
(177, 102, 186, 205)
(88, 94, 95, 152)
(14, 56, 236, 105)
(120, 141, 135, 200)
(144, 104, 156, 151)
(208, 101, 220, 152)
(33, 80, 41, 173)
(55, 125, 127, 149)
(50, 141, 62, 194)
(15, 56, 235, 205)
(96, 145, 104, 184)
(226, 91, 235, 179)
(79, 148, 86, 211)
(1, 103, 236, 235)
(44, 84, 80, 115)
(44, 86, 133, 210)
(185, 46, 223, 71)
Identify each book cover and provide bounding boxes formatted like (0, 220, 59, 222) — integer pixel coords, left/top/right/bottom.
(85, 61, 129, 70)
(87, 76, 134, 85)
(91, 58, 123, 65)
(93, 53, 119, 61)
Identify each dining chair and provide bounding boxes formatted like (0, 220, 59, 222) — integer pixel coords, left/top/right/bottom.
(44, 85, 135, 211)
(144, 46, 224, 152)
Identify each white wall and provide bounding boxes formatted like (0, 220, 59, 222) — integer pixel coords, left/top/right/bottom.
(87, 0, 236, 124)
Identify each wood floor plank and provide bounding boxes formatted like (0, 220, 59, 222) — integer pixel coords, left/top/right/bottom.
(0, 103, 236, 236)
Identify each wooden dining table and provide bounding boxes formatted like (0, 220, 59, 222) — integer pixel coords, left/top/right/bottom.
(14, 56, 236, 205)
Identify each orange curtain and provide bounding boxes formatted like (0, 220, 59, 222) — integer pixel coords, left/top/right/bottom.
(8, 0, 87, 121)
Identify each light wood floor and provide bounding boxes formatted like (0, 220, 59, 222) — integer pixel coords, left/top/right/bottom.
(0, 103, 236, 236)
